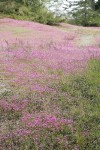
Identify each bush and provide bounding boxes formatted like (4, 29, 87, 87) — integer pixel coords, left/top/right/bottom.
(0, 1, 62, 26)
(68, 11, 100, 27)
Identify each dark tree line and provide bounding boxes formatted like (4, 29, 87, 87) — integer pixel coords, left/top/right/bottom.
(63, 0, 100, 26)
(95, 0, 100, 10)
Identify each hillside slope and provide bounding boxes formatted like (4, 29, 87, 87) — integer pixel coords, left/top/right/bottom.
(0, 18, 100, 150)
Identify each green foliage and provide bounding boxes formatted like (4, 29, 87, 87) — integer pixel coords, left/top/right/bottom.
(60, 59, 100, 149)
(95, 0, 100, 10)
(61, 59, 100, 101)
(69, 9, 100, 26)
(63, 0, 100, 26)
(0, 0, 62, 25)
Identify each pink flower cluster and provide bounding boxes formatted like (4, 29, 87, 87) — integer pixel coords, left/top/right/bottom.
(0, 18, 100, 150)
(22, 112, 73, 130)
(0, 100, 28, 111)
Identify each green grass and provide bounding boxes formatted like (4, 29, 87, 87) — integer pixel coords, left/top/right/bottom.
(59, 59, 100, 149)
(0, 59, 100, 149)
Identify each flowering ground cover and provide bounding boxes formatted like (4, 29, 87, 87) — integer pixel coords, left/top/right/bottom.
(0, 18, 100, 150)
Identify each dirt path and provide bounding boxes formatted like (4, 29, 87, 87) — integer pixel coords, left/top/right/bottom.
(78, 35, 95, 47)
(0, 81, 11, 96)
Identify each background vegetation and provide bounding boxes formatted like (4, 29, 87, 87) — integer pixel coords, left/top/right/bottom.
(0, 0, 100, 26)
(0, 0, 63, 25)
(66, 0, 100, 26)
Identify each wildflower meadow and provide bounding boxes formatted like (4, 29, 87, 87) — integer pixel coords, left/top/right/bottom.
(0, 18, 100, 150)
